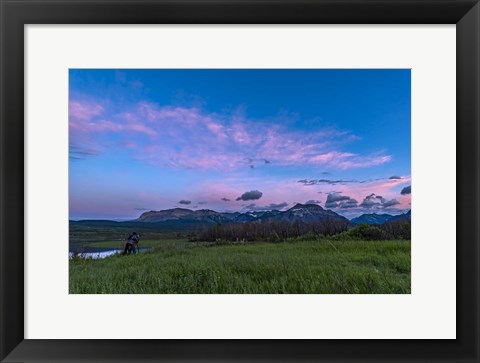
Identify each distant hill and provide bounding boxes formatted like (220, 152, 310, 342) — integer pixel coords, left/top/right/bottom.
(275, 203, 350, 224)
(135, 203, 349, 226)
(136, 208, 236, 225)
(71, 206, 410, 232)
(388, 210, 411, 222)
(350, 213, 395, 225)
(71, 204, 349, 231)
(69, 219, 205, 231)
(351, 210, 411, 225)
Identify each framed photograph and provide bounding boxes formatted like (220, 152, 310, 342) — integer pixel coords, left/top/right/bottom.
(1, 0, 479, 362)
(67, 67, 412, 295)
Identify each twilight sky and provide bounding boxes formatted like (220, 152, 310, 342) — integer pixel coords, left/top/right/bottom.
(69, 69, 411, 220)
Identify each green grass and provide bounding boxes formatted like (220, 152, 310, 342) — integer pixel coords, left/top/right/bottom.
(69, 239, 410, 294)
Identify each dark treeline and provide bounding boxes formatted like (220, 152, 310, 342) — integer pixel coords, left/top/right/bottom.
(194, 218, 411, 242)
(196, 218, 350, 242)
(377, 219, 411, 240)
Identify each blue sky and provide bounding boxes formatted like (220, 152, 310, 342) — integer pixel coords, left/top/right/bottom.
(69, 69, 411, 220)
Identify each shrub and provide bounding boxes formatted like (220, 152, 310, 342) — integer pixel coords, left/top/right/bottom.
(378, 220, 411, 240)
(348, 224, 388, 241)
(268, 231, 281, 243)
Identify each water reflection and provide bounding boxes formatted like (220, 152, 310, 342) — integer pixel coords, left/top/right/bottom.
(69, 247, 153, 259)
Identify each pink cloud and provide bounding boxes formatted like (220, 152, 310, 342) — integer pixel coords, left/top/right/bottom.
(69, 100, 104, 121)
(206, 122, 227, 139)
(123, 141, 136, 148)
(69, 98, 393, 172)
(310, 151, 355, 163)
(320, 153, 392, 169)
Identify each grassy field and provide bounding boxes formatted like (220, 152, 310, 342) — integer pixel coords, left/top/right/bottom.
(69, 238, 410, 294)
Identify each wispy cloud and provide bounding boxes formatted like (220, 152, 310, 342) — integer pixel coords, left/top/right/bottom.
(69, 100, 104, 121)
(69, 99, 392, 171)
(298, 178, 358, 186)
(244, 202, 289, 211)
(69, 144, 100, 161)
(309, 151, 391, 169)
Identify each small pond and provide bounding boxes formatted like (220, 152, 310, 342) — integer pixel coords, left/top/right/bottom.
(69, 246, 153, 259)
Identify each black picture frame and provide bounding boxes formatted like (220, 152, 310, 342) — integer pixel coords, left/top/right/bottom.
(1, 0, 479, 362)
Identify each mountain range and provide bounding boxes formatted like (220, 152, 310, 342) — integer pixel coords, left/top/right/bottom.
(70, 204, 411, 230)
(350, 210, 411, 225)
(135, 203, 350, 225)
